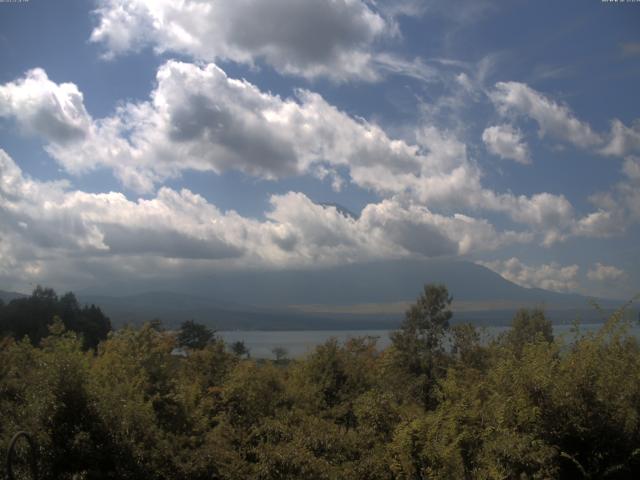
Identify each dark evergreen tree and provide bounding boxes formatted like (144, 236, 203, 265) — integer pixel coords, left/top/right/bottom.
(230, 340, 250, 358)
(0, 286, 111, 349)
(177, 319, 215, 350)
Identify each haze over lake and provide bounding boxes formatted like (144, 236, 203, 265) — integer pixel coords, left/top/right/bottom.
(219, 323, 640, 359)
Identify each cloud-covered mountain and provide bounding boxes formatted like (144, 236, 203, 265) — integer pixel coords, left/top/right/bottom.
(72, 259, 626, 330)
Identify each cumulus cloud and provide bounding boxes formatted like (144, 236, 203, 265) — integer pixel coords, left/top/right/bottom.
(0, 67, 456, 197)
(600, 119, 640, 157)
(490, 81, 602, 149)
(0, 149, 243, 260)
(575, 156, 640, 236)
(587, 263, 626, 282)
(488, 81, 640, 163)
(574, 209, 625, 238)
(482, 124, 530, 164)
(479, 257, 580, 293)
(0, 64, 614, 247)
(259, 193, 520, 264)
(0, 149, 533, 288)
(358, 198, 531, 256)
(3, 61, 431, 193)
(0, 68, 91, 143)
(90, 0, 390, 81)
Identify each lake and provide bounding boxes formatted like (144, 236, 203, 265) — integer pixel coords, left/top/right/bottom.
(219, 322, 639, 359)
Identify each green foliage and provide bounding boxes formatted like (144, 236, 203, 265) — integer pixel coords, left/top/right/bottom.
(389, 283, 453, 409)
(1, 284, 640, 479)
(290, 336, 378, 417)
(0, 286, 111, 349)
(177, 319, 215, 350)
(0, 323, 115, 479)
(499, 307, 554, 355)
(223, 362, 286, 428)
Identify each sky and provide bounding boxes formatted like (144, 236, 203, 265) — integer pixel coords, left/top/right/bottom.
(0, 0, 639, 300)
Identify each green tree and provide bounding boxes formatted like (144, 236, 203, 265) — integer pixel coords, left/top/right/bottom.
(451, 323, 488, 370)
(389, 283, 453, 409)
(231, 340, 250, 358)
(177, 319, 215, 350)
(500, 307, 553, 356)
(89, 323, 181, 478)
(0, 287, 111, 349)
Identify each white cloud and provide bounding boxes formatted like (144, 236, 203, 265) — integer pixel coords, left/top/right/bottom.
(0, 68, 91, 143)
(0, 149, 243, 260)
(587, 263, 626, 282)
(6, 61, 429, 193)
(573, 209, 626, 238)
(482, 124, 530, 164)
(622, 156, 640, 182)
(0, 66, 471, 201)
(575, 156, 640, 236)
(0, 64, 609, 247)
(479, 257, 580, 293)
(0, 149, 534, 289)
(619, 156, 640, 220)
(359, 198, 531, 256)
(601, 119, 640, 157)
(312, 165, 345, 192)
(490, 81, 602, 149)
(488, 81, 640, 165)
(90, 0, 389, 81)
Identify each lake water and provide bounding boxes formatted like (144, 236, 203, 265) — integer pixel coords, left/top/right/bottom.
(219, 323, 638, 359)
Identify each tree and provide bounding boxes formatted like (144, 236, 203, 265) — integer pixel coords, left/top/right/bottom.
(0, 287, 111, 349)
(230, 340, 250, 358)
(501, 308, 553, 356)
(389, 283, 453, 409)
(272, 346, 289, 364)
(451, 322, 488, 369)
(177, 320, 215, 350)
(76, 304, 112, 350)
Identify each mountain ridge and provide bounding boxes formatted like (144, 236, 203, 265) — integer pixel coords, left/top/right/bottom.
(74, 258, 626, 329)
(3, 259, 629, 330)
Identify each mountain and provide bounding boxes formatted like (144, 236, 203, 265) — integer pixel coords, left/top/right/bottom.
(77, 291, 393, 331)
(185, 258, 591, 307)
(0, 289, 27, 303)
(75, 259, 630, 330)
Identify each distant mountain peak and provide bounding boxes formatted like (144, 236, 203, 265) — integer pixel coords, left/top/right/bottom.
(317, 202, 359, 220)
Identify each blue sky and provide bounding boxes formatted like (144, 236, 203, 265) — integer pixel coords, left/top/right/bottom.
(0, 0, 639, 299)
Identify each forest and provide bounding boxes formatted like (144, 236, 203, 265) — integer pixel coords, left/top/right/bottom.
(1, 284, 639, 479)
